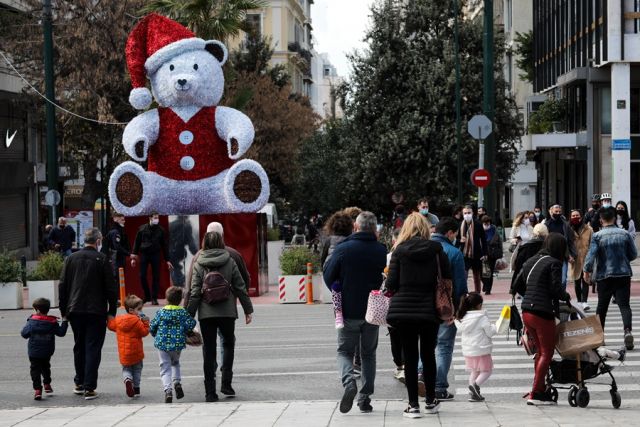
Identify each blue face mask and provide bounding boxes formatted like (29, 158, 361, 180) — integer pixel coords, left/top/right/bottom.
(419, 209, 428, 215)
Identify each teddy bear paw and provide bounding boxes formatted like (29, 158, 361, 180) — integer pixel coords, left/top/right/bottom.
(233, 170, 262, 203)
(115, 172, 144, 207)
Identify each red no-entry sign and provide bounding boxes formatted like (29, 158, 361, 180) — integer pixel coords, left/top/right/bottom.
(471, 169, 491, 188)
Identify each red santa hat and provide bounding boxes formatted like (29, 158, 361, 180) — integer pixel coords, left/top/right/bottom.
(126, 13, 207, 110)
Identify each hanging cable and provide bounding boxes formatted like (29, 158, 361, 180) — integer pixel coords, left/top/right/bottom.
(0, 50, 130, 126)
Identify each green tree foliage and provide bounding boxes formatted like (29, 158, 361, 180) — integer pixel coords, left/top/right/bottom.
(514, 30, 534, 84)
(231, 32, 290, 89)
(141, 0, 267, 42)
(325, 0, 522, 213)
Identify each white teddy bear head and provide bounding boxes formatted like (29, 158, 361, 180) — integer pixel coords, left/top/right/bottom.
(149, 41, 227, 108)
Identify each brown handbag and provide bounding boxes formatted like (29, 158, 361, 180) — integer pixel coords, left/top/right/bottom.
(435, 254, 454, 321)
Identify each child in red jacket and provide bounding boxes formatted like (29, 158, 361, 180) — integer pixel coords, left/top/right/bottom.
(107, 295, 150, 398)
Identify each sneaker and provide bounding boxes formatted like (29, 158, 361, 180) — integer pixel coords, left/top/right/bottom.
(124, 378, 134, 398)
(624, 330, 634, 350)
(134, 387, 140, 397)
(424, 398, 440, 414)
(43, 384, 53, 394)
(582, 302, 590, 311)
(435, 390, 455, 401)
(618, 348, 627, 362)
(339, 381, 357, 414)
(73, 384, 84, 395)
(34, 389, 42, 401)
(174, 382, 184, 399)
(220, 383, 235, 397)
(358, 399, 373, 413)
(417, 378, 426, 398)
(164, 390, 173, 403)
(403, 405, 422, 419)
(468, 384, 484, 402)
(335, 311, 344, 329)
(526, 392, 555, 406)
(393, 367, 406, 384)
(84, 390, 98, 401)
(152, 299, 159, 306)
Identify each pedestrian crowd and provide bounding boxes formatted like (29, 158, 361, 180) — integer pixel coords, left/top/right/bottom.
(21, 192, 637, 418)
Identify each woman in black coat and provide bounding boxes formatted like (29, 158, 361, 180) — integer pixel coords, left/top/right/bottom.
(386, 213, 452, 418)
(510, 233, 570, 406)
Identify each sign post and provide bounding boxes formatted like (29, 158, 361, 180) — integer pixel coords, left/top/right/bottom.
(467, 115, 493, 206)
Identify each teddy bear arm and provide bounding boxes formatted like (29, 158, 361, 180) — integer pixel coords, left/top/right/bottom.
(123, 109, 160, 161)
(215, 106, 255, 159)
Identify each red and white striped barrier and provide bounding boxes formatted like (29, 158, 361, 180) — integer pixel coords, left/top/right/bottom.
(278, 275, 310, 303)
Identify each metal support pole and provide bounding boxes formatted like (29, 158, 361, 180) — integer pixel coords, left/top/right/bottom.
(43, 0, 58, 223)
(454, 0, 463, 205)
(482, 0, 495, 215)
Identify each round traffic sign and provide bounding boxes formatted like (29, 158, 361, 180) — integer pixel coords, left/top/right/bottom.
(471, 169, 491, 188)
(45, 189, 61, 206)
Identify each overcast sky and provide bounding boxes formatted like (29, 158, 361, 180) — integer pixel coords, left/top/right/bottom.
(311, 0, 375, 78)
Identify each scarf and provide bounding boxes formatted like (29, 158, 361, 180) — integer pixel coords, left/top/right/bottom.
(461, 220, 474, 258)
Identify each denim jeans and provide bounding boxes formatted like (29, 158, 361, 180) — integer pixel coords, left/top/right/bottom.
(158, 350, 181, 392)
(122, 361, 143, 388)
(561, 261, 568, 290)
(337, 319, 379, 402)
(435, 322, 457, 393)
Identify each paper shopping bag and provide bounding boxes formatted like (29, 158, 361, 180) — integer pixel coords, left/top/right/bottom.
(496, 305, 511, 334)
(555, 315, 604, 357)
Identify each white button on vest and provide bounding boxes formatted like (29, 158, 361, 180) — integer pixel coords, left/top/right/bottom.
(180, 156, 195, 170)
(179, 130, 194, 145)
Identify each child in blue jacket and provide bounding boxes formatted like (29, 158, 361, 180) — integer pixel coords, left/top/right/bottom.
(21, 298, 68, 400)
(150, 286, 196, 403)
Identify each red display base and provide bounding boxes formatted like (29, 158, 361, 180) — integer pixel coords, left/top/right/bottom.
(122, 214, 267, 300)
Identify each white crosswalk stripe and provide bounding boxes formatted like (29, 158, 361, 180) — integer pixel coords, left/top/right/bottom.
(446, 300, 640, 406)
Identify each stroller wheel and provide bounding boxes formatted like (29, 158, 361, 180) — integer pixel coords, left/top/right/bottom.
(568, 386, 578, 407)
(546, 386, 558, 403)
(610, 390, 621, 409)
(576, 388, 590, 408)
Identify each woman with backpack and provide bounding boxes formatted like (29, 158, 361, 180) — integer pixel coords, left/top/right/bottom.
(187, 231, 254, 402)
(510, 233, 571, 406)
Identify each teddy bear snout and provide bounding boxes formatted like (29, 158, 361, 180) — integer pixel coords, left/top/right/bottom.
(174, 77, 191, 91)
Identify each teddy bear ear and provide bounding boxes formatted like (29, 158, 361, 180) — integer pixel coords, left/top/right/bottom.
(205, 40, 228, 66)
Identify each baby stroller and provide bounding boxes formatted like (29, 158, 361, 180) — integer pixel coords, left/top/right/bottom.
(544, 303, 622, 409)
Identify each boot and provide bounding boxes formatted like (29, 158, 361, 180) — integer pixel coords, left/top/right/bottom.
(221, 372, 235, 396)
(204, 380, 218, 402)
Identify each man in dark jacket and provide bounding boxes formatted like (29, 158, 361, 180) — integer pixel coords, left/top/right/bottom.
(102, 213, 130, 279)
(456, 206, 487, 293)
(131, 213, 173, 305)
(323, 211, 387, 414)
(49, 217, 76, 257)
(543, 204, 576, 289)
(584, 194, 602, 232)
(59, 227, 117, 400)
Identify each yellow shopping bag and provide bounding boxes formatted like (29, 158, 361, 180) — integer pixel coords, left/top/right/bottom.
(496, 305, 511, 334)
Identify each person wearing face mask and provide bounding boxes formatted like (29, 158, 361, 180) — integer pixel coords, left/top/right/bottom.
(102, 213, 131, 280)
(542, 204, 577, 290)
(431, 218, 468, 401)
(567, 209, 593, 311)
(509, 212, 533, 259)
(615, 201, 636, 238)
(131, 213, 173, 305)
(480, 216, 503, 295)
(456, 206, 487, 293)
(584, 194, 602, 232)
(533, 207, 545, 222)
(417, 198, 440, 228)
(48, 217, 77, 258)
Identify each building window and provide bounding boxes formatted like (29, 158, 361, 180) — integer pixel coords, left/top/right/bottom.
(324, 67, 330, 77)
(505, 0, 512, 32)
(506, 52, 513, 90)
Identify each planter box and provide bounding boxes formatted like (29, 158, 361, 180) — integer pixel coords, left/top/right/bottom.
(267, 241, 285, 285)
(0, 282, 24, 309)
(277, 275, 308, 303)
(312, 274, 332, 304)
(28, 280, 59, 308)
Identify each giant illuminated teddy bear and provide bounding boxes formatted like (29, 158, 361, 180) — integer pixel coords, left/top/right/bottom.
(108, 13, 269, 216)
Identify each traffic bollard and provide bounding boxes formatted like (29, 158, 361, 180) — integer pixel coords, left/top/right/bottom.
(118, 267, 126, 308)
(306, 262, 314, 304)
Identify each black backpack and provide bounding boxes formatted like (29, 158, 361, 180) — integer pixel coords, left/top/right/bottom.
(202, 270, 231, 304)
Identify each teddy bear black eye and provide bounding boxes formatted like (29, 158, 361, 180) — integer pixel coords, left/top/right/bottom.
(169, 64, 175, 71)
(193, 64, 198, 70)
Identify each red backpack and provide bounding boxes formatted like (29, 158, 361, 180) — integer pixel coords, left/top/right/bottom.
(202, 271, 231, 304)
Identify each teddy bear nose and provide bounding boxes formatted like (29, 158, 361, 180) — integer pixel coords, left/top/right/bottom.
(178, 79, 187, 86)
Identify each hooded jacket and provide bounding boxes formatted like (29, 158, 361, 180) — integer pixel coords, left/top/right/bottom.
(107, 313, 150, 366)
(454, 310, 496, 357)
(21, 315, 68, 359)
(386, 237, 451, 325)
(150, 305, 196, 352)
(187, 248, 254, 320)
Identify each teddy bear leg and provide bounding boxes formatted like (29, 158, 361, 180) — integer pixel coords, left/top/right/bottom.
(108, 162, 156, 216)
(222, 159, 270, 212)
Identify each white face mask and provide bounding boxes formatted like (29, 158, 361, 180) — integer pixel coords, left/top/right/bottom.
(483, 225, 490, 231)
(463, 214, 473, 222)
(602, 202, 611, 208)
(524, 218, 530, 226)
(151, 218, 159, 225)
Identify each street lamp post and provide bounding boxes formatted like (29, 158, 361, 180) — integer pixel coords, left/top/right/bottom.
(43, 0, 58, 224)
(482, 0, 495, 215)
